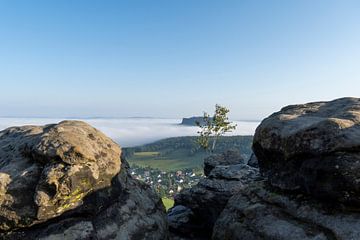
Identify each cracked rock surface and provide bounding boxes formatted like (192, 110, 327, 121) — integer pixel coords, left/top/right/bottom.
(253, 97, 360, 205)
(170, 158, 260, 239)
(213, 181, 360, 240)
(0, 121, 168, 239)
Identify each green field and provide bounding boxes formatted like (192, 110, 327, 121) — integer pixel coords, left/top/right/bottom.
(129, 150, 207, 171)
(133, 151, 160, 157)
(162, 197, 174, 211)
(124, 136, 253, 171)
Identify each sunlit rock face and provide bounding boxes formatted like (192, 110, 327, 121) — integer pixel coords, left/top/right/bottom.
(0, 121, 168, 240)
(253, 97, 360, 205)
(0, 120, 121, 230)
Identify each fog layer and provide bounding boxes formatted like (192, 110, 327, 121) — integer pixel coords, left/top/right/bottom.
(0, 118, 259, 147)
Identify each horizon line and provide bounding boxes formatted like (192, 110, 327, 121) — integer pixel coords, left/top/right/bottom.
(0, 116, 262, 122)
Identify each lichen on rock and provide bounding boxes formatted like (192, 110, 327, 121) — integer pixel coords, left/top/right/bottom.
(0, 120, 121, 231)
(0, 121, 168, 240)
(253, 97, 360, 205)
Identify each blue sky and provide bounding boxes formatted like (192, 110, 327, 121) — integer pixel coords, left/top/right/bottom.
(0, 0, 359, 120)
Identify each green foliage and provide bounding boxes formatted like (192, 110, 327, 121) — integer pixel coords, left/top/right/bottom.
(123, 135, 253, 171)
(197, 104, 237, 152)
(162, 197, 174, 211)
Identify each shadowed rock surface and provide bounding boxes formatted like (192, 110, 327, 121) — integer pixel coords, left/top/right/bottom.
(0, 121, 168, 240)
(247, 153, 258, 168)
(168, 205, 198, 238)
(169, 152, 259, 239)
(213, 181, 360, 240)
(253, 97, 360, 205)
(203, 150, 245, 176)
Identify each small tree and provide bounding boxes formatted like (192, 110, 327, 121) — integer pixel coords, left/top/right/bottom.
(196, 104, 237, 152)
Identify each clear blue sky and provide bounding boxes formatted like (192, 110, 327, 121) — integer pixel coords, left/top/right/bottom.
(0, 0, 359, 120)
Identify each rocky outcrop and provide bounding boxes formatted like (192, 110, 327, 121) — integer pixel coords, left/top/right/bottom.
(169, 153, 259, 239)
(213, 97, 360, 239)
(213, 181, 360, 240)
(0, 121, 167, 239)
(180, 117, 210, 126)
(170, 98, 360, 239)
(167, 205, 198, 238)
(253, 97, 360, 205)
(203, 150, 245, 176)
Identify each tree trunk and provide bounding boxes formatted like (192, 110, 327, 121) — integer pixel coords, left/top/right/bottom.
(211, 137, 217, 152)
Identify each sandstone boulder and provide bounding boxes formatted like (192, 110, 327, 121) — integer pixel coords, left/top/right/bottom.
(203, 150, 245, 176)
(213, 181, 360, 240)
(171, 163, 259, 238)
(0, 121, 168, 239)
(167, 205, 199, 239)
(0, 120, 121, 230)
(253, 97, 360, 205)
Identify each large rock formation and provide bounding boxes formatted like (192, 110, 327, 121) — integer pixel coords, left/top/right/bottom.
(169, 153, 260, 239)
(170, 97, 360, 239)
(180, 117, 210, 126)
(212, 97, 360, 239)
(213, 180, 360, 240)
(0, 121, 167, 239)
(253, 97, 360, 205)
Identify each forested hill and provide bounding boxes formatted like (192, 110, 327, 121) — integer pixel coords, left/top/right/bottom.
(123, 136, 253, 171)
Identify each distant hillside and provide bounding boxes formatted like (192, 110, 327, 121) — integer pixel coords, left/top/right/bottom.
(123, 135, 253, 171)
